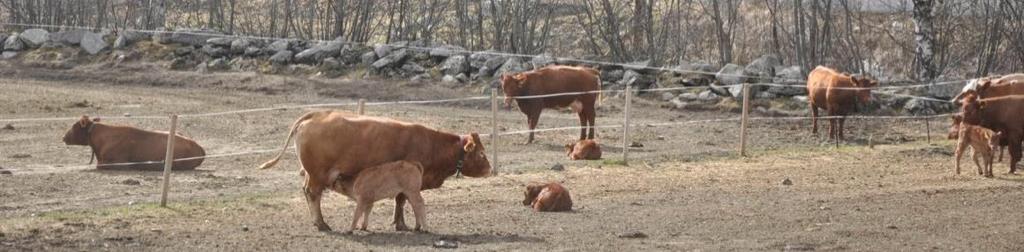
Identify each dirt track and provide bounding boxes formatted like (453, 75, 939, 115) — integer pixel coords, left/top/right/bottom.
(1, 63, 1023, 251)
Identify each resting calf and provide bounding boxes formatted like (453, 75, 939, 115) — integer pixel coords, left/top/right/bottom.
(332, 160, 428, 233)
(955, 124, 1001, 177)
(522, 182, 573, 212)
(565, 139, 602, 160)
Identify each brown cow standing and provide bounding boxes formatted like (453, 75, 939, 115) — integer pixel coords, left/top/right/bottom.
(332, 160, 428, 233)
(960, 94, 1024, 174)
(522, 182, 573, 212)
(501, 65, 601, 144)
(565, 139, 602, 160)
(258, 110, 491, 232)
(806, 66, 878, 140)
(62, 116, 205, 170)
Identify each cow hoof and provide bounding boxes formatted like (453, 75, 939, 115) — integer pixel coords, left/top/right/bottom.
(316, 223, 332, 232)
(342, 230, 354, 235)
(414, 228, 429, 234)
(395, 223, 411, 231)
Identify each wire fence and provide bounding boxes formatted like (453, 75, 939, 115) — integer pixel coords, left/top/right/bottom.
(0, 24, 971, 208)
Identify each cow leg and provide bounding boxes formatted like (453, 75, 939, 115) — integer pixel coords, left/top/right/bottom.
(972, 151, 984, 175)
(1009, 134, 1022, 174)
(302, 180, 331, 232)
(838, 116, 847, 141)
(359, 201, 374, 231)
(392, 193, 410, 231)
(954, 138, 966, 175)
(348, 200, 366, 234)
(999, 145, 1004, 162)
(827, 117, 837, 140)
(586, 105, 597, 139)
(577, 110, 587, 141)
(406, 191, 428, 232)
(811, 106, 819, 135)
(526, 110, 541, 144)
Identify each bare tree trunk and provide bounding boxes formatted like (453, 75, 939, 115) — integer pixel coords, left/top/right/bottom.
(913, 0, 938, 81)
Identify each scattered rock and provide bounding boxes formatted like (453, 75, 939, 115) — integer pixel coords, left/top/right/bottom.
(230, 39, 252, 55)
(661, 92, 676, 101)
(320, 58, 342, 72)
(120, 179, 141, 186)
(623, 60, 652, 73)
(442, 75, 458, 83)
(469, 50, 501, 70)
(19, 29, 49, 47)
(49, 30, 87, 45)
(2, 51, 18, 59)
(371, 48, 409, 70)
(206, 37, 234, 47)
(620, 70, 656, 90)
(360, 51, 377, 65)
(493, 57, 527, 78)
(550, 163, 565, 171)
(168, 57, 193, 70)
(782, 178, 793, 186)
(10, 154, 31, 159)
(161, 28, 223, 46)
(4, 33, 25, 51)
(433, 239, 459, 249)
(629, 142, 644, 148)
(744, 55, 781, 83)
(243, 47, 262, 57)
(401, 62, 426, 75)
(479, 55, 509, 77)
(617, 231, 648, 239)
(113, 31, 148, 49)
(2, 124, 13, 130)
(886, 225, 898, 229)
(267, 40, 290, 53)
(531, 53, 556, 68)
(269, 50, 293, 65)
(201, 44, 229, 58)
(603, 69, 625, 82)
(0, 170, 11, 175)
(241, 225, 250, 232)
(429, 45, 466, 58)
(80, 32, 108, 55)
(294, 38, 344, 64)
(207, 58, 231, 71)
(441, 55, 469, 76)
(128, 201, 136, 206)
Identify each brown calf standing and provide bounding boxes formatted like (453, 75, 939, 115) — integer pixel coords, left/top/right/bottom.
(565, 139, 602, 160)
(332, 160, 427, 233)
(523, 182, 573, 212)
(955, 124, 1001, 177)
(949, 115, 1005, 162)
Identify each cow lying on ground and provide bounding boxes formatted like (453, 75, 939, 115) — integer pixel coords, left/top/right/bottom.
(258, 110, 491, 232)
(806, 66, 878, 141)
(960, 93, 1024, 174)
(949, 115, 1004, 162)
(565, 139, 602, 160)
(332, 160, 427, 233)
(62, 116, 205, 170)
(523, 182, 572, 212)
(501, 65, 601, 144)
(955, 123, 1001, 177)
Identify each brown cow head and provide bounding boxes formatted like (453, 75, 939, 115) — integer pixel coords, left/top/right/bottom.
(948, 114, 963, 140)
(459, 133, 492, 177)
(960, 93, 984, 125)
(62, 116, 99, 146)
(523, 182, 546, 206)
(850, 74, 878, 103)
(500, 73, 528, 109)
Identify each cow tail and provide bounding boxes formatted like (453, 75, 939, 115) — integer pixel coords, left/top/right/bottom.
(593, 69, 603, 107)
(258, 112, 316, 169)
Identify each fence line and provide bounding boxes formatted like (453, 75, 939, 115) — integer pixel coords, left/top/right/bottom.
(0, 22, 980, 87)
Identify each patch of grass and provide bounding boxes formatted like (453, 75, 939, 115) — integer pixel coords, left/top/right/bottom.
(602, 158, 628, 166)
(27, 194, 283, 223)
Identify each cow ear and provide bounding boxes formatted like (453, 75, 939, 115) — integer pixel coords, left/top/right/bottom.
(78, 116, 91, 128)
(463, 138, 477, 152)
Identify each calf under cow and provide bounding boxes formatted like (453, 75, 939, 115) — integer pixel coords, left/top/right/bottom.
(258, 110, 491, 232)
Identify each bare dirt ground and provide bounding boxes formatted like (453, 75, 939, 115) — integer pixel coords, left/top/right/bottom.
(1, 62, 1023, 251)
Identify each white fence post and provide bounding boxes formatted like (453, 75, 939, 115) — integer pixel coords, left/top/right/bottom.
(159, 114, 179, 207)
(622, 86, 632, 164)
(490, 89, 499, 173)
(740, 83, 751, 157)
(358, 99, 366, 115)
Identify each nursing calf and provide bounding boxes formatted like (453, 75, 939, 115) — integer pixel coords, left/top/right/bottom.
(332, 160, 427, 233)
